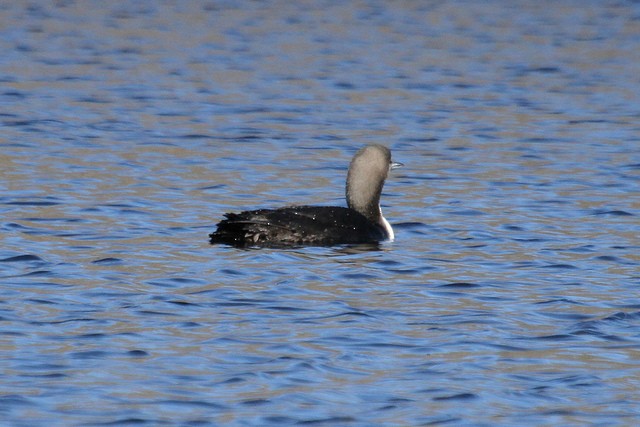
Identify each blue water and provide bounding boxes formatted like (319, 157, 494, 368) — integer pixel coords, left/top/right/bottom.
(1, 2, 639, 426)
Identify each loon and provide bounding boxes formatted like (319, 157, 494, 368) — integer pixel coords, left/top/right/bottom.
(209, 144, 402, 247)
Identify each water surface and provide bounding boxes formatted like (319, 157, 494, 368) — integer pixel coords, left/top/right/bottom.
(1, 1, 639, 426)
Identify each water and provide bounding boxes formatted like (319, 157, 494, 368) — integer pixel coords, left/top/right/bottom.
(1, 1, 639, 425)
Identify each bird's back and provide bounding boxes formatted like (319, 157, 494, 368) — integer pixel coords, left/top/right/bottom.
(209, 205, 387, 247)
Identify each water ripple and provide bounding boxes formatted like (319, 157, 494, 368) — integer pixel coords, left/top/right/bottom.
(1, 1, 639, 426)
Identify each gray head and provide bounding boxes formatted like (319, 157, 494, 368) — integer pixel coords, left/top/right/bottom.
(346, 144, 400, 224)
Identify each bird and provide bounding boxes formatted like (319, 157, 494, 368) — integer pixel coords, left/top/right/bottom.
(209, 144, 402, 247)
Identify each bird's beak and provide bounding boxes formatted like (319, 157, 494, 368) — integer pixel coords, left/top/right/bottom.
(390, 161, 404, 170)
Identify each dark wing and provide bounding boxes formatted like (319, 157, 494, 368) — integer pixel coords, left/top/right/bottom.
(209, 206, 386, 247)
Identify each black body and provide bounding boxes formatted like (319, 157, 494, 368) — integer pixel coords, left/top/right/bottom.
(209, 205, 386, 247)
